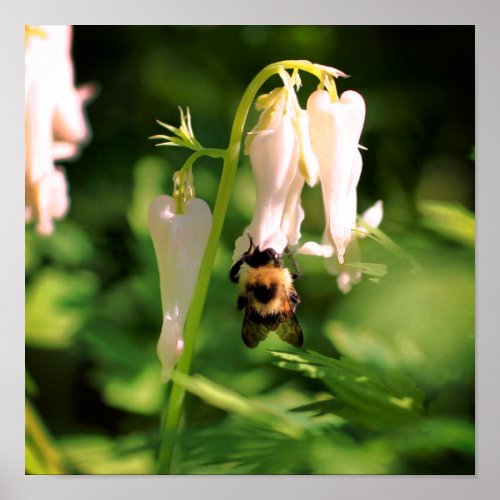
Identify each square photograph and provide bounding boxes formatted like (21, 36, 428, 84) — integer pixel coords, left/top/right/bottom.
(25, 25, 475, 475)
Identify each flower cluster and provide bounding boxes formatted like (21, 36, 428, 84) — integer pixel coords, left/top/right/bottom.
(148, 62, 384, 380)
(25, 25, 95, 235)
(234, 68, 383, 293)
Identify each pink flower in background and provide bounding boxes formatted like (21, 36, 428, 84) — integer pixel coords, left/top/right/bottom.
(25, 25, 95, 235)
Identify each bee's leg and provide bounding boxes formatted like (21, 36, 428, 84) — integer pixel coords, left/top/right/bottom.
(237, 295, 247, 310)
(284, 247, 301, 280)
(229, 257, 245, 283)
(288, 289, 301, 308)
(229, 233, 255, 283)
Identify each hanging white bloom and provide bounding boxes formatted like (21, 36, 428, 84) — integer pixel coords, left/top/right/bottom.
(233, 74, 318, 262)
(148, 195, 212, 382)
(356, 199, 384, 236)
(25, 25, 95, 235)
(325, 200, 384, 293)
(303, 88, 366, 264)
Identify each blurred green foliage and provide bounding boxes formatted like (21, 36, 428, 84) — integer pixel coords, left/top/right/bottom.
(25, 26, 474, 475)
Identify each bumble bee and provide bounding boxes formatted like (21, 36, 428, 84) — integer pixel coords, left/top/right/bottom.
(230, 238, 303, 348)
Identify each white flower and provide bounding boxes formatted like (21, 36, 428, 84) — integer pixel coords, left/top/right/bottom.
(233, 67, 382, 294)
(25, 25, 95, 235)
(326, 200, 384, 294)
(148, 195, 212, 382)
(304, 89, 366, 264)
(233, 75, 318, 261)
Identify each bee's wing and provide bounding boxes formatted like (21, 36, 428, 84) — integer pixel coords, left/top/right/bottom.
(274, 289, 303, 347)
(275, 310, 303, 347)
(242, 310, 272, 348)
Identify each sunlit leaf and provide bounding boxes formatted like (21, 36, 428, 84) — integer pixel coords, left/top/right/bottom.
(418, 200, 475, 248)
(26, 269, 99, 349)
(26, 221, 94, 271)
(345, 262, 388, 278)
(177, 416, 395, 475)
(171, 371, 309, 439)
(325, 243, 475, 388)
(59, 433, 156, 474)
(95, 363, 164, 415)
(356, 220, 421, 273)
(270, 350, 425, 428)
(25, 400, 67, 474)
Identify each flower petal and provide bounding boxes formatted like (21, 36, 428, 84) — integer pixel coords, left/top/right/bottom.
(280, 172, 305, 247)
(34, 167, 70, 236)
(296, 241, 334, 257)
(360, 200, 384, 232)
(25, 25, 94, 234)
(246, 109, 299, 253)
(157, 308, 184, 383)
(324, 238, 362, 294)
(308, 89, 366, 264)
(148, 195, 212, 381)
(292, 110, 320, 187)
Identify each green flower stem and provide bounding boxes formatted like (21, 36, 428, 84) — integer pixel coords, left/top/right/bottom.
(156, 60, 333, 474)
(175, 148, 226, 214)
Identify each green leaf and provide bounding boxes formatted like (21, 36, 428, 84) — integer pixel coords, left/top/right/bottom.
(270, 350, 425, 428)
(25, 399, 67, 474)
(384, 418, 475, 457)
(345, 262, 388, 278)
(25, 370, 39, 397)
(177, 417, 395, 475)
(81, 319, 163, 415)
(171, 371, 309, 439)
(26, 221, 94, 271)
(418, 200, 475, 248)
(356, 220, 421, 273)
(26, 269, 99, 349)
(93, 362, 164, 416)
(153, 108, 202, 150)
(325, 244, 475, 388)
(59, 433, 156, 474)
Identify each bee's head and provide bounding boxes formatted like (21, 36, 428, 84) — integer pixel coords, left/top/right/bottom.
(246, 247, 280, 268)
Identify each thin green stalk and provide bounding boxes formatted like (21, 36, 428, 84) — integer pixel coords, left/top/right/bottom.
(156, 60, 336, 474)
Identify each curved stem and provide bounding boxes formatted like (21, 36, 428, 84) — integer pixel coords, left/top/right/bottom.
(175, 148, 227, 213)
(182, 148, 227, 170)
(156, 60, 334, 474)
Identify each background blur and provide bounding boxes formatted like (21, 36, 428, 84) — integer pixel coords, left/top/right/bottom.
(25, 26, 475, 474)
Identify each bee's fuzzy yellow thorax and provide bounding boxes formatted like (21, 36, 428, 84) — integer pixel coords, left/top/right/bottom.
(239, 264, 293, 317)
(239, 264, 292, 290)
